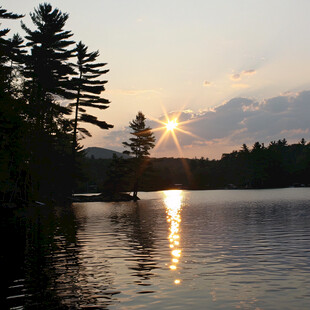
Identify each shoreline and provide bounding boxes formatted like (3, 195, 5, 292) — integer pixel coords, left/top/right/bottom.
(70, 192, 137, 203)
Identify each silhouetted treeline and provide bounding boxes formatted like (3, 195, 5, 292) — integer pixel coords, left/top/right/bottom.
(0, 4, 111, 204)
(79, 139, 310, 193)
(190, 139, 310, 189)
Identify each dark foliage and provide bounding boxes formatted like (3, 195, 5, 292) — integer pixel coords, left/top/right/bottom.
(70, 41, 112, 152)
(81, 139, 310, 193)
(103, 154, 130, 194)
(122, 112, 155, 199)
(0, 4, 112, 204)
(123, 111, 156, 158)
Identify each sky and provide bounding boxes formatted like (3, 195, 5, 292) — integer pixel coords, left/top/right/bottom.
(3, 0, 310, 159)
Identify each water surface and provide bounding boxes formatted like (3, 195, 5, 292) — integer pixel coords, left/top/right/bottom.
(2, 188, 310, 309)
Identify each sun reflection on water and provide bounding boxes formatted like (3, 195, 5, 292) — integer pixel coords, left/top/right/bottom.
(163, 190, 183, 285)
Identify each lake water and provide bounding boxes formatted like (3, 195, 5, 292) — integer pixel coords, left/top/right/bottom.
(2, 188, 310, 309)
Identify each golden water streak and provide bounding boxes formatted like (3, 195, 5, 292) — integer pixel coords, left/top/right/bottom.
(163, 190, 183, 284)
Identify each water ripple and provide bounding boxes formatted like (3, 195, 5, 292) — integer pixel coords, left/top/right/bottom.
(2, 189, 310, 309)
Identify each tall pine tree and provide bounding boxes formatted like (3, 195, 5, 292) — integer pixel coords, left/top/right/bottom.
(71, 41, 112, 153)
(0, 6, 24, 92)
(21, 3, 75, 127)
(0, 6, 26, 202)
(123, 111, 155, 200)
(20, 3, 76, 199)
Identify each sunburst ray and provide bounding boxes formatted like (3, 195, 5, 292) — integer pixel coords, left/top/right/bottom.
(151, 108, 199, 186)
(174, 127, 202, 140)
(151, 107, 205, 159)
(153, 129, 170, 151)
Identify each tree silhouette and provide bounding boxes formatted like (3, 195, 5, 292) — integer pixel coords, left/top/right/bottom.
(20, 3, 77, 199)
(0, 6, 26, 202)
(0, 3, 114, 202)
(0, 6, 23, 20)
(71, 41, 112, 153)
(21, 3, 75, 126)
(123, 111, 155, 200)
(4, 34, 26, 95)
(0, 6, 24, 91)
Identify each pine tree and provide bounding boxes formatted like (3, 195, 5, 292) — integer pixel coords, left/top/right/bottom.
(71, 41, 112, 153)
(20, 3, 76, 199)
(0, 6, 24, 91)
(123, 111, 156, 200)
(5, 34, 26, 94)
(0, 6, 23, 19)
(0, 6, 26, 202)
(21, 3, 75, 126)
(123, 112, 156, 158)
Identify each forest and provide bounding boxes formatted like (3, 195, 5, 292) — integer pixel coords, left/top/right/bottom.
(79, 138, 310, 193)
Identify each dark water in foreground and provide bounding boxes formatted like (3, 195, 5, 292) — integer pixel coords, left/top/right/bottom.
(1, 188, 310, 309)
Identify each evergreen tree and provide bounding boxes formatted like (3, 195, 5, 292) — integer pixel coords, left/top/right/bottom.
(0, 4, 114, 202)
(0, 6, 24, 59)
(0, 6, 23, 19)
(21, 3, 75, 126)
(123, 112, 156, 158)
(123, 111, 155, 200)
(20, 3, 76, 199)
(0, 6, 24, 91)
(5, 34, 26, 94)
(71, 41, 112, 153)
(0, 6, 26, 202)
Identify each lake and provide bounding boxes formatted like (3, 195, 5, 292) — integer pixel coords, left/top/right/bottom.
(2, 188, 310, 309)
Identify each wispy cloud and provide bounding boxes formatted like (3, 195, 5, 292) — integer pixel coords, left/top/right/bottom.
(280, 128, 309, 137)
(242, 69, 256, 76)
(230, 69, 257, 81)
(230, 73, 241, 81)
(203, 80, 212, 87)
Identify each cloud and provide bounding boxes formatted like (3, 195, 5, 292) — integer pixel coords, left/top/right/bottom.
(230, 69, 257, 81)
(280, 128, 309, 138)
(242, 69, 256, 76)
(100, 90, 310, 158)
(203, 80, 212, 87)
(230, 73, 241, 81)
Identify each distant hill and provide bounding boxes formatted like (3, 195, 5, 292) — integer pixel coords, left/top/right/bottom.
(84, 147, 130, 159)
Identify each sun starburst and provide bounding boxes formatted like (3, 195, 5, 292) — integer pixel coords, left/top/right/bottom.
(150, 106, 202, 156)
(166, 119, 178, 131)
(149, 106, 204, 190)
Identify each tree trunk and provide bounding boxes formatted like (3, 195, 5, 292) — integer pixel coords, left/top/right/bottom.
(133, 179, 138, 201)
(72, 72, 82, 157)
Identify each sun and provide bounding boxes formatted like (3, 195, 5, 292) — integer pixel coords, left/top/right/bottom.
(149, 106, 202, 156)
(166, 119, 178, 131)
